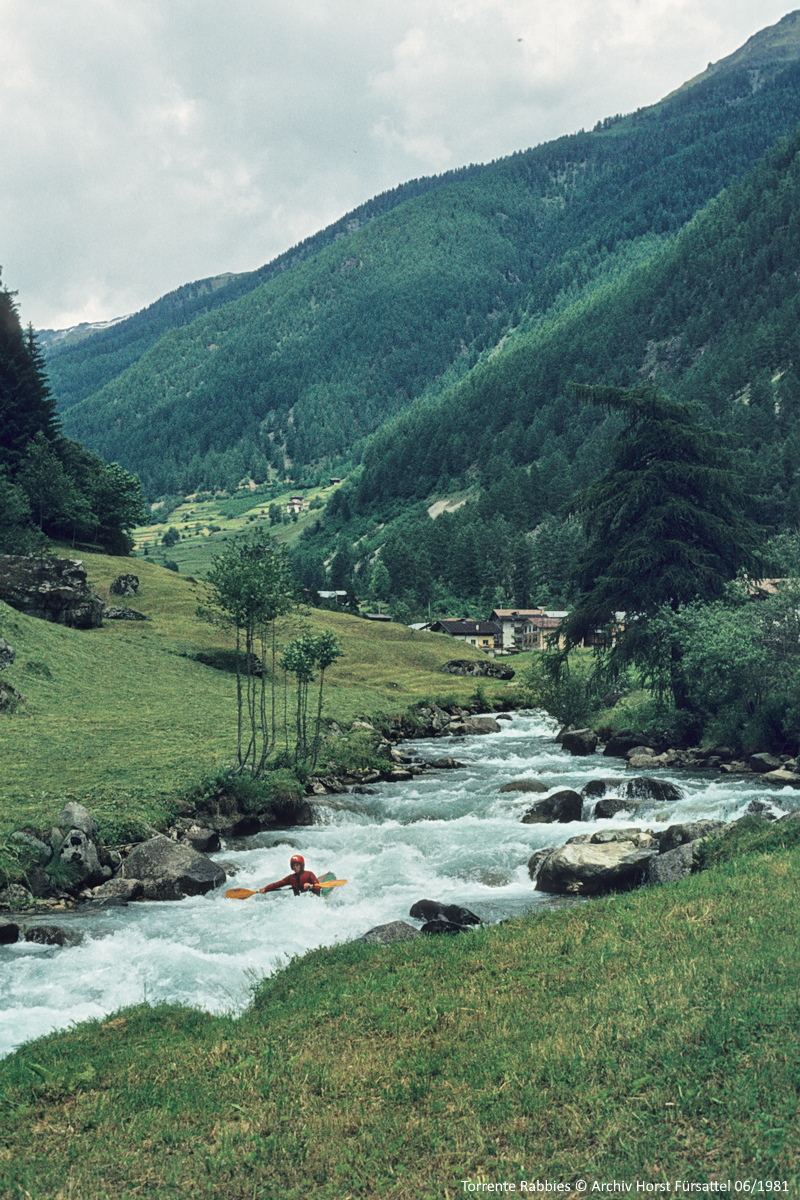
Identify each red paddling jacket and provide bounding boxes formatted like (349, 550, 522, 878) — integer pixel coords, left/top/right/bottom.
(261, 870, 321, 896)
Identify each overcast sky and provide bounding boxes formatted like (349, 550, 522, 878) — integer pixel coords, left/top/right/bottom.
(1, 0, 794, 330)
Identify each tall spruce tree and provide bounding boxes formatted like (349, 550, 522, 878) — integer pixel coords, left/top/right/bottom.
(0, 280, 59, 471)
(561, 385, 763, 709)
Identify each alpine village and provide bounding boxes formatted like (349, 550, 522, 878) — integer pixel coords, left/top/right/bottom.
(4, 12, 800, 1199)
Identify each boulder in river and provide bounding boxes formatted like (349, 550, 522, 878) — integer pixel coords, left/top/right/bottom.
(24, 924, 84, 947)
(448, 715, 502, 736)
(582, 776, 683, 806)
(0, 919, 20, 944)
(521, 789, 583, 824)
(602, 731, 650, 758)
(560, 728, 598, 756)
(499, 779, 548, 794)
(593, 796, 649, 819)
(421, 920, 464, 936)
(121, 835, 225, 899)
(535, 840, 655, 896)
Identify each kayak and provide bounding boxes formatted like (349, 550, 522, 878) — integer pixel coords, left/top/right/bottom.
(225, 873, 346, 900)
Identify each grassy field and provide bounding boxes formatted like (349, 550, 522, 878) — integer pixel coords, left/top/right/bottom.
(133, 480, 338, 575)
(0, 549, 521, 845)
(1, 820, 798, 1198)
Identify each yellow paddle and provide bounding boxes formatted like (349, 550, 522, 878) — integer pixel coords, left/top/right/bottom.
(225, 880, 347, 899)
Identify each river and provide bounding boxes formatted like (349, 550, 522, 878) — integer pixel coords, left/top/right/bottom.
(1, 710, 795, 1060)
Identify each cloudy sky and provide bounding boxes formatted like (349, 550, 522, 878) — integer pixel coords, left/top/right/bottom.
(1, 0, 794, 330)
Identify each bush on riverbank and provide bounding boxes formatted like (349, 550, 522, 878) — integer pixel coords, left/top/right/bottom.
(1, 826, 798, 1195)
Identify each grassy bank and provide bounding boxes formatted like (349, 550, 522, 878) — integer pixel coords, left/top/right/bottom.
(0, 550, 521, 847)
(1, 820, 799, 1198)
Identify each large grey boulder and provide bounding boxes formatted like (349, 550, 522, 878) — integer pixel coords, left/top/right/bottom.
(102, 606, 149, 621)
(56, 803, 99, 841)
(441, 660, 515, 679)
(603, 731, 650, 758)
(762, 769, 800, 788)
(647, 842, 699, 886)
(448, 715, 502, 736)
(593, 796, 650, 819)
(561, 729, 598, 756)
(109, 574, 140, 596)
(91, 877, 144, 902)
(356, 921, 421, 944)
(582, 776, 683, 806)
(24, 924, 84, 947)
(58, 829, 110, 887)
(121, 835, 225, 898)
(657, 821, 725, 853)
(535, 840, 655, 896)
(0, 556, 104, 629)
(748, 752, 783, 774)
(521, 789, 583, 824)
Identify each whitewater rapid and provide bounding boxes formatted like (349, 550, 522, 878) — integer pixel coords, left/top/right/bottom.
(2, 711, 796, 1059)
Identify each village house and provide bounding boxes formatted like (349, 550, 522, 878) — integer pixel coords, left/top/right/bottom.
(489, 608, 547, 652)
(520, 611, 568, 651)
(286, 495, 308, 515)
(428, 618, 502, 653)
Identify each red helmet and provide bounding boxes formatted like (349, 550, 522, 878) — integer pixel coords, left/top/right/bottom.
(290, 854, 305, 869)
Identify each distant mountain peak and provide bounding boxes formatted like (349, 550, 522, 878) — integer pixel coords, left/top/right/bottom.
(676, 10, 800, 95)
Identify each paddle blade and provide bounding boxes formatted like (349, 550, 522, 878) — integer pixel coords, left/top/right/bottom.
(318, 879, 346, 889)
(225, 887, 257, 900)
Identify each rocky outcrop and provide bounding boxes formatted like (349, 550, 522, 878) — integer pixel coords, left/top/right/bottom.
(121, 835, 226, 899)
(429, 757, 466, 769)
(441, 660, 515, 680)
(110, 574, 140, 596)
(521, 789, 582, 824)
(0, 556, 104, 628)
(561, 728, 598, 756)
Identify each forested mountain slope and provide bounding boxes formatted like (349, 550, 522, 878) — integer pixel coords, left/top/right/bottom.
(58, 13, 800, 498)
(44, 166, 488, 414)
(289, 124, 800, 614)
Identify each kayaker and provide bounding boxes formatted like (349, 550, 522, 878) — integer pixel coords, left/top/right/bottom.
(259, 854, 321, 896)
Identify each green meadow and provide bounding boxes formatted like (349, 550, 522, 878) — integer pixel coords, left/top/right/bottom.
(1, 820, 798, 1198)
(133, 480, 337, 575)
(0, 549, 517, 845)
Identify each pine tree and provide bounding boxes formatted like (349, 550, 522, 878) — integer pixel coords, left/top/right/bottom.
(562, 385, 764, 707)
